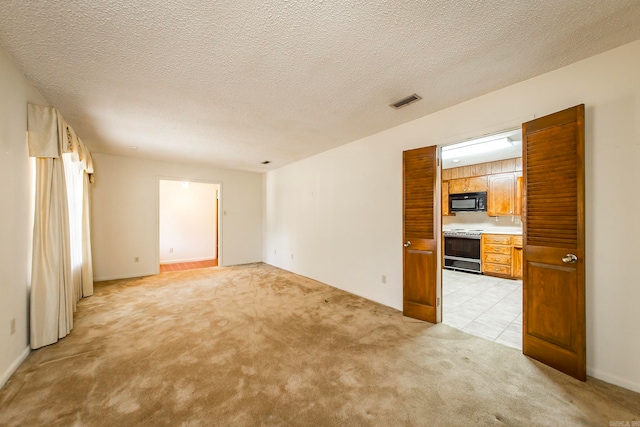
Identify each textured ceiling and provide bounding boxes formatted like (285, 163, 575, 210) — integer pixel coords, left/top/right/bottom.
(1, 1, 639, 172)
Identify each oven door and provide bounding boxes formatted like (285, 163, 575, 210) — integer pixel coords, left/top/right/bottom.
(444, 236, 482, 273)
(444, 236, 480, 259)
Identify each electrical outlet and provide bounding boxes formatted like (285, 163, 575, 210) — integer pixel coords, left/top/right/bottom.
(10, 318, 16, 335)
(274, 249, 276, 255)
(169, 248, 174, 253)
(381, 274, 387, 284)
(134, 257, 140, 263)
(291, 254, 294, 259)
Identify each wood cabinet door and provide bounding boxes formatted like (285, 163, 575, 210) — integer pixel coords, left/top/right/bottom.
(488, 173, 515, 216)
(512, 247, 523, 279)
(448, 178, 465, 194)
(515, 176, 523, 216)
(522, 105, 586, 381)
(442, 181, 451, 216)
(403, 146, 438, 323)
(466, 176, 488, 192)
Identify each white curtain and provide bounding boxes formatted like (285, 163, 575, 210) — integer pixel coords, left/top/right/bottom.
(28, 103, 94, 349)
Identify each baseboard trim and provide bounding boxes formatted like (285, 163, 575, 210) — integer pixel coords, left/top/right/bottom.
(0, 346, 30, 390)
(93, 270, 159, 282)
(587, 366, 640, 393)
(159, 256, 216, 265)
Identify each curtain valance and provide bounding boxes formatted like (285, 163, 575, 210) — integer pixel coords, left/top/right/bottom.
(27, 103, 93, 174)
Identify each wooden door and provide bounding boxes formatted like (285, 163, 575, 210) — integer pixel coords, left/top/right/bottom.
(522, 105, 586, 380)
(403, 146, 438, 323)
(488, 173, 515, 216)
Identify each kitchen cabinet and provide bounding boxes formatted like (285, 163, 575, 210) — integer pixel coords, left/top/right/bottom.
(512, 235, 523, 279)
(488, 173, 516, 216)
(482, 234, 513, 277)
(448, 176, 488, 194)
(515, 176, 523, 216)
(442, 181, 454, 216)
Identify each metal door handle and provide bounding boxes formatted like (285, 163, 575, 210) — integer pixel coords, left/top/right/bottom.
(404, 241, 411, 247)
(562, 254, 578, 264)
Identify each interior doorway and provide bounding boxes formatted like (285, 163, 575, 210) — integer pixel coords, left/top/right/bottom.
(440, 129, 523, 349)
(158, 179, 220, 273)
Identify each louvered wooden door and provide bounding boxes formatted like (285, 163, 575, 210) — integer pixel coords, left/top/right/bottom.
(403, 146, 438, 323)
(522, 105, 586, 380)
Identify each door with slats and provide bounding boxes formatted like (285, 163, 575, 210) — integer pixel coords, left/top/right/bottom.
(403, 146, 438, 323)
(522, 105, 586, 380)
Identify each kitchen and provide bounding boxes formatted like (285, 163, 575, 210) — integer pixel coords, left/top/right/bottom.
(441, 129, 524, 349)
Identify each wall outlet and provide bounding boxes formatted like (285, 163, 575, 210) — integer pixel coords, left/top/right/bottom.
(10, 318, 16, 335)
(291, 254, 294, 259)
(381, 274, 387, 284)
(134, 257, 140, 263)
(274, 249, 276, 255)
(169, 248, 174, 253)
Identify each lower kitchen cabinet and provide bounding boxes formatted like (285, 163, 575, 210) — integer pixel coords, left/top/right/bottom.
(482, 234, 513, 277)
(512, 235, 523, 279)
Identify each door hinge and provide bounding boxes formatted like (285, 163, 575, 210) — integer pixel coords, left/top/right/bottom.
(437, 297, 441, 307)
(437, 156, 440, 166)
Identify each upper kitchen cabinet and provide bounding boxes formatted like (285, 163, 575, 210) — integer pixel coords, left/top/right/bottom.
(448, 176, 488, 194)
(442, 181, 453, 216)
(488, 173, 516, 216)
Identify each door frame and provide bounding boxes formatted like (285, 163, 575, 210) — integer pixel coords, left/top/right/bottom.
(156, 177, 222, 272)
(437, 127, 522, 325)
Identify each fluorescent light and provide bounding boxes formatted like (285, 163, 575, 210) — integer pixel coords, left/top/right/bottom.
(442, 137, 513, 160)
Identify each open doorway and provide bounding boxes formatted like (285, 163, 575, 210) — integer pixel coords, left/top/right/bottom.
(440, 130, 523, 349)
(158, 179, 220, 273)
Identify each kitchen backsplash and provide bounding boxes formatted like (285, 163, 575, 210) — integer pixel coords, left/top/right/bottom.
(443, 211, 522, 232)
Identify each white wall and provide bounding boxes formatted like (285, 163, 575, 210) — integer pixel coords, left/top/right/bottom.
(91, 154, 262, 280)
(159, 180, 218, 263)
(264, 41, 640, 392)
(0, 48, 47, 387)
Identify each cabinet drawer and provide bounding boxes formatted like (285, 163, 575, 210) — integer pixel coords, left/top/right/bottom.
(484, 235, 512, 245)
(483, 244, 511, 255)
(484, 263, 511, 276)
(483, 253, 511, 265)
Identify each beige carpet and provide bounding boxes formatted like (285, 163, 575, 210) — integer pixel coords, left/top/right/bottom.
(1, 263, 638, 426)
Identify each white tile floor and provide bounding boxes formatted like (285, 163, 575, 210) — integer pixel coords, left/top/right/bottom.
(442, 269, 522, 350)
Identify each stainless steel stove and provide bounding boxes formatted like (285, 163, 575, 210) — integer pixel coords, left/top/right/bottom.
(443, 229, 483, 273)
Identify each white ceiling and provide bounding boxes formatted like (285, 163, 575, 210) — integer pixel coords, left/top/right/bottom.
(1, 1, 639, 173)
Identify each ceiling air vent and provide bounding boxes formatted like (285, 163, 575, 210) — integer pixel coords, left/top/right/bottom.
(389, 93, 422, 109)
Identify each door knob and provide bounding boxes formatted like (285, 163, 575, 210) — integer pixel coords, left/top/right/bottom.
(404, 241, 411, 247)
(562, 254, 578, 264)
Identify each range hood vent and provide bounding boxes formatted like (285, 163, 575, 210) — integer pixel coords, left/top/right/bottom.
(390, 93, 422, 109)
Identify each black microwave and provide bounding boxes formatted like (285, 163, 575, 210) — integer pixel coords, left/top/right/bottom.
(449, 192, 487, 212)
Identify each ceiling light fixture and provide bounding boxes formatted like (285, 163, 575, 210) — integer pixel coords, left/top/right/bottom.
(442, 137, 513, 160)
(130, 146, 139, 151)
(389, 94, 422, 109)
(182, 181, 190, 189)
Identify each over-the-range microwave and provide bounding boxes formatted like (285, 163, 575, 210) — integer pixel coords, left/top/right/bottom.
(449, 191, 487, 212)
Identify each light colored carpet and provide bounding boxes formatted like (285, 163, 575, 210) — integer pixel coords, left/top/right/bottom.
(1, 263, 638, 426)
